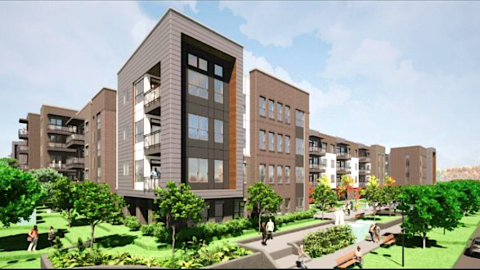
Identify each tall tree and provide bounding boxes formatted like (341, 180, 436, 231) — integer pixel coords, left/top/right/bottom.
(31, 168, 62, 204)
(74, 181, 125, 249)
(434, 183, 463, 235)
(246, 182, 283, 232)
(154, 181, 205, 258)
(51, 176, 78, 227)
(338, 175, 354, 200)
(361, 175, 383, 216)
(0, 158, 19, 169)
(381, 175, 399, 216)
(312, 174, 338, 219)
(0, 164, 44, 226)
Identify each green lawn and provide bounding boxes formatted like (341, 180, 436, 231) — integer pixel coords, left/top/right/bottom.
(353, 213, 480, 269)
(361, 215, 401, 224)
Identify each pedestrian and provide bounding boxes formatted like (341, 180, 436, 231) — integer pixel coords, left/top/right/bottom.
(266, 218, 275, 240)
(374, 223, 381, 242)
(297, 244, 308, 269)
(260, 222, 267, 246)
(48, 226, 55, 246)
(27, 225, 39, 252)
(342, 204, 346, 214)
(347, 202, 351, 216)
(368, 224, 375, 242)
(150, 168, 157, 180)
(354, 200, 359, 212)
(350, 200, 354, 212)
(354, 246, 363, 268)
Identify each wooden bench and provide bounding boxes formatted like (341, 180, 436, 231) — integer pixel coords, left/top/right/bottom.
(354, 212, 365, 220)
(381, 234, 396, 246)
(335, 251, 359, 269)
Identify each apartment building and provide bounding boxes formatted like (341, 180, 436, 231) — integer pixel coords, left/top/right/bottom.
(117, 9, 244, 223)
(388, 146, 436, 185)
(244, 69, 309, 214)
(308, 130, 387, 189)
(18, 113, 40, 171)
(10, 141, 27, 169)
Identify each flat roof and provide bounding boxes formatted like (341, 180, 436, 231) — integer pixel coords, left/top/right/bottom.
(250, 69, 310, 96)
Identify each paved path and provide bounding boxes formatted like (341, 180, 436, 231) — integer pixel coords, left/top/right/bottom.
(454, 222, 480, 268)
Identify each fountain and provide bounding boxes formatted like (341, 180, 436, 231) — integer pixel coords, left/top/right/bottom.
(347, 220, 375, 243)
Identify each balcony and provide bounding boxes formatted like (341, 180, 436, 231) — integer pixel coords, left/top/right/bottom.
(47, 124, 77, 135)
(337, 166, 352, 174)
(359, 168, 371, 175)
(19, 164, 29, 170)
(309, 146, 326, 156)
(66, 157, 85, 170)
(336, 152, 351, 159)
(47, 142, 76, 153)
(18, 129, 28, 139)
(143, 176, 161, 192)
(18, 145, 28, 154)
(144, 86, 161, 115)
(144, 130, 161, 156)
(66, 134, 85, 148)
(309, 163, 327, 173)
(359, 155, 371, 163)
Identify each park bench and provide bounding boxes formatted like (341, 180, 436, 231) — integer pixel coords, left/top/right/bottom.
(381, 234, 396, 246)
(354, 212, 365, 219)
(335, 251, 358, 269)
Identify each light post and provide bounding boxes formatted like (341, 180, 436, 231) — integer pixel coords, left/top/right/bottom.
(400, 204, 414, 267)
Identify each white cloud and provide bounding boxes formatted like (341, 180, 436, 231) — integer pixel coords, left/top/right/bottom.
(163, 1, 198, 14)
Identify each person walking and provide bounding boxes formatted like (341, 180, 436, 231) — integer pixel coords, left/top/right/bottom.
(297, 244, 308, 269)
(350, 200, 354, 212)
(27, 225, 39, 252)
(368, 224, 375, 242)
(48, 226, 56, 247)
(374, 223, 381, 242)
(260, 222, 267, 246)
(347, 202, 351, 216)
(354, 246, 363, 268)
(266, 218, 275, 241)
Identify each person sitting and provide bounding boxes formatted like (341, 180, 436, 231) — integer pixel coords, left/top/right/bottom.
(354, 246, 363, 268)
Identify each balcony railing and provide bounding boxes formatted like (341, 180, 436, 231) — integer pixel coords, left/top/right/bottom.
(309, 163, 327, 171)
(359, 168, 371, 174)
(144, 130, 161, 149)
(49, 163, 67, 170)
(359, 155, 371, 162)
(66, 134, 85, 144)
(144, 176, 161, 192)
(18, 145, 28, 152)
(18, 129, 28, 138)
(48, 124, 77, 133)
(336, 152, 351, 158)
(67, 157, 85, 165)
(309, 146, 326, 155)
(144, 86, 161, 108)
(19, 164, 29, 170)
(336, 166, 352, 174)
(48, 142, 68, 149)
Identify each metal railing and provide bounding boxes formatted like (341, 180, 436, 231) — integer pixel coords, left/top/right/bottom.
(48, 124, 77, 133)
(66, 157, 85, 165)
(144, 86, 161, 107)
(359, 168, 371, 174)
(48, 142, 68, 149)
(336, 166, 352, 174)
(18, 129, 28, 137)
(144, 130, 161, 148)
(309, 146, 327, 154)
(18, 145, 28, 152)
(309, 163, 327, 170)
(49, 163, 67, 170)
(66, 134, 85, 144)
(336, 152, 351, 158)
(144, 176, 161, 192)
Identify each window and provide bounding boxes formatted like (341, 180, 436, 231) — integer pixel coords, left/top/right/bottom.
(135, 78, 144, 105)
(259, 96, 266, 116)
(285, 166, 291, 183)
(123, 163, 130, 176)
(199, 58, 208, 71)
(277, 166, 283, 183)
(188, 158, 208, 183)
(85, 121, 89, 133)
(96, 113, 101, 130)
(214, 64, 223, 77)
(296, 197, 304, 210)
(259, 130, 266, 150)
(268, 100, 275, 119)
(214, 160, 223, 183)
(135, 160, 144, 182)
(188, 70, 208, 99)
(97, 140, 101, 157)
(188, 54, 198, 67)
(296, 138, 304, 155)
(188, 114, 208, 141)
(135, 119, 144, 143)
(277, 134, 283, 153)
(295, 110, 304, 127)
(269, 165, 274, 183)
(214, 120, 223, 143)
(277, 103, 283, 121)
(330, 144, 334, 153)
(285, 106, 290, 124)
(330, 174, 335, 183)
(214, 79, 223, 104)
(123, 129, 126, 141)
(296, 167, 304, 183)
(97, 167, 101, 182)
(50, 117, 63, 126)
(269, 132, 275, 151)
(85, 169, 89, 180)
(285, 198, 290, 213)
(85, 146, 89, 157)
(285, 136, 291, 153)
(234, 200, 244, 218)
(259, 164, 265, 183)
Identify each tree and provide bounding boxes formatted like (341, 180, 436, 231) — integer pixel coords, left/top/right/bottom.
(154, 181, 205, 258)
(246, 182, 283, 232)
(0, 158, 19, 169)
(361, 176, 382, 216)
(381, 175, 399, 216)
(30, 168, 62, 204)
(312, 175, 338, 219)
(434, 183, 463, 235)
(337, 175, 354, 200)
(51, 176, 78, 227)
(74, 181, 125, 249)
(442, 180, 480, 216)
(0, 164, 44, 226)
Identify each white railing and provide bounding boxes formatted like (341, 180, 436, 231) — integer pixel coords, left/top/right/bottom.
(48, 125, 77, 133)
(144, 86, 160, 107)
(144, 130, 161, 148)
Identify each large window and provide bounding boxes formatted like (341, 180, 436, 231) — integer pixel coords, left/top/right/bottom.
(259, 130, 266, 150)
(277, 103, 283, 121)
(285, 166, 291, 183)
(188, 70, 208, 99)
(285, 106, 290, 124)
(135, 79, 144, 105)
(296, 197, 304, 211)
(96, 112, 101, 130)
(277, 166, 283, 183)
(259, 97, 266, 116)
(214, 64, 223, 77)
(296, 167, 304, 183)
(214, 160, 223, 183)
(188, 53, 207, 72)
(135, 119, 144, 143)
(285, 198, 290, 213)
(285, 136, 291, 154)
(295, 110, 305, 127)
(268, 100, 275, 119)
(277, 134, 283, 153)
(214, 120, 223, 143)
(214, 79, 224, 104)
(188, 158, 208, 183)
(269, 132, 275, 151)
(135, 160, 143, 182)
(269, 165, 274, 183)
(188, 114, 208, 141)
(50, 117, 63, 126)
(296, 138, 304, 155)
(97, 140, 101, 157)
(259, 164, 265, 183)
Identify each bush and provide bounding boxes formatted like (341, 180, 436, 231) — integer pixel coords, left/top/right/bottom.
(141, 223, 155, 236)
(123, 216, 141, 231)
(304, 225, 355, 258)
(152, 223, 170, 243)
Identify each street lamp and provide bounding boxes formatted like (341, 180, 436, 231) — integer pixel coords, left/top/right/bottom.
(400, 204, 414, 267)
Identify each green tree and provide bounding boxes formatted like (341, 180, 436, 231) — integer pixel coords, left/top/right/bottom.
(0, 158, 19, 169)
(74, 181, 125, 249)
(434, 183, 463, 235)
(381, 175, 399, 216)
(51, 176, 78, 227)
(312, 175, 337, 219)
(246, 182, 283, 232)
(154, 181, 205, 258)
(0, 164, 44, 226)
(337, 175, 354, 200)
(443, 180, 480, 215)
(361, 176, 383, 216)
(30, 168, 62, 204)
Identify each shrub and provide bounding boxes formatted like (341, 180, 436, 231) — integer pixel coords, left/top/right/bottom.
(304, 225, 355, 258)
(141, 223, 155, 236)
(123, 216, 141, 231)
(152, 222, 170, 243)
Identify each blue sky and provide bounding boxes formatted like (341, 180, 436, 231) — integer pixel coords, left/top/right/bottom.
(1, 1, 479, 169)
